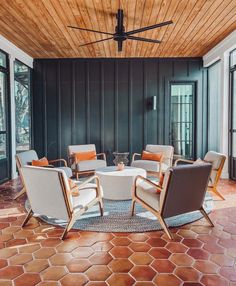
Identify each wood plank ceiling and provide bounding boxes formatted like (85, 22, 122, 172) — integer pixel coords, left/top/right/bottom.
(0, 0, 236, 58)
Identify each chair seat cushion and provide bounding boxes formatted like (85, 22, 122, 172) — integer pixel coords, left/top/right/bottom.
(58, 167, 72, 178)
(73, 160, 107, 172)
(136, 181, 160, 211)
(131, 160, 169, 172)
(72, 188, 97, 211)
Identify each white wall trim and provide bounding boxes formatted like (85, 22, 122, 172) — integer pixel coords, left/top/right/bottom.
(203, 29, 236, 179)
(0, 35, 33, 179)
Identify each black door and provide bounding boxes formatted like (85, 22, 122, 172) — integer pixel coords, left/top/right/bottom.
(229, 68, 236, 180)
(0, 50, 10, 183)
(169, 82, 196, 160)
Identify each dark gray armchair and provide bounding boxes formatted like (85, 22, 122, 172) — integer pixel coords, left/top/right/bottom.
(132, 164, 213, 239)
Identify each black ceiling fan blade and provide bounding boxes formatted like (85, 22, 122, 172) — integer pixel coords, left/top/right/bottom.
(79, 37, 113, 47)
(127, 36, 161, 43)
(126, 20, 173, 35)
(68, 25, 114, 36)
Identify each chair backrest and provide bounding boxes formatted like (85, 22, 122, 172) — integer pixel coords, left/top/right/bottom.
(15, 150, 39, 169)
(204, 151, 226, 186)
(21, 166, 72, 221)
(145, 144, 174, 167)
(160, 164, 212, 218)
(68, 144, 96, 156)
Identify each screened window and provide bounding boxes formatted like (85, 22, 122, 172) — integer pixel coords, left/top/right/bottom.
(170, 83, 194, 159)
(14, 60, 31, 152)
(207, 61, 221, 152)
(0, 51, 7, 68)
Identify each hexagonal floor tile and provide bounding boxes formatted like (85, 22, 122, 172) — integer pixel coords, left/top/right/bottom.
(0, 265, 24, 279)
(9, 253, 32, 265)
(107, 273, 135, 286)
(130, 253, 153, 265)
(89, 252, 112, 265)
(60, 274, 88, 286)
(129, 242, 151, 252)
(201, 274, 228, 286)
(111, 237, 131, 246)
(151, 259, 176, 273)
(174, 267, 200, 282)
(34, 248, 56, 259)
(149, 248, 171, 259)
(147, 237, 167, 247)
(128, 233, 149, 242)
(170, 253, 194, 266)
(130, 265, 156, 281)
(14, 273, 41, 286)
(66, 259, 92, 272)
(109, 246, 133, 258)
(42, 266, 67, 281)
(194, 260, 219, 274)
(25, 259, 49, 273)
(153, 274, 181, 286)
(49, 253, 71, 266)
(86, 265, 111, 281)
(72, 247, 94, 258)
(108, 258, 133, 272)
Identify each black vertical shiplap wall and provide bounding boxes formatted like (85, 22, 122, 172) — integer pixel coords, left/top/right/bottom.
(33, 58, 206, 164)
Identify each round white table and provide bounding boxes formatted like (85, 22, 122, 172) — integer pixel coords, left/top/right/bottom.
(95, 166, 146, 200)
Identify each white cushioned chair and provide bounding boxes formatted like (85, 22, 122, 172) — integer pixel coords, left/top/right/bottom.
(15, 150, 73, 199)
(131, 144, 174, 177)
(21, 166, 103, 239)
(68, 144, 107, 179)
(132, 164, 213, 239)
(175, 151, 226, 200)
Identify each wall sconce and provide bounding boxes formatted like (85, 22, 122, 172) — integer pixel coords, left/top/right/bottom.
(152, 95, 157, 110)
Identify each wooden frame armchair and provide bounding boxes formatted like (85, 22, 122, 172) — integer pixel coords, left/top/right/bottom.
(132, 164, 214, 239)
(68, 144, 107, 180)
(175, 151, 226, 200)
(15, 150, 72, 199)
(21, 166, 103, 240)
(131, 144, 174, 178)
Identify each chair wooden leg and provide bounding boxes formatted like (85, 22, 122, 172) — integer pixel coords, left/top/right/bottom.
(157, 214, 173, 240)
(22, 209, 33, 227)
(212, 187, 225, 200)
(200, 207, 214, 227)
(76, 172, 79, 180)
(131, 200, 136, 216)
(99, 199, 104, 216)
(14, 187, 26, 199)
(61, 217, 75, 240)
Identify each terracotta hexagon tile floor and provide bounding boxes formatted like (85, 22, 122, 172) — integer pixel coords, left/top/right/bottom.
(0, 178, 236, 285)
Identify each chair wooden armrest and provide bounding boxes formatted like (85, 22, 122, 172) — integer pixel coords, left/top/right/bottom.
(134, 175, 162, 197)
(49, 159, 68, 167)
(132, 153, 141, 163)
(96, 153, 106, 161)
(174, 158, 194, 166)
(77, 175, 102, 197)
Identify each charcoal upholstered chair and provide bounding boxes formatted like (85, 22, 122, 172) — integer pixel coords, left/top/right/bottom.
(131, 144, 174, 177)
(15, 150, 72, 199)
(68, 144, 107, 180)
(132, 164, 213, 239)
(175, 151, 226, 200)
(21, 166, 103, 239)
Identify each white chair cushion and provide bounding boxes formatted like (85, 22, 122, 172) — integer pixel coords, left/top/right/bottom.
(68, 144, 96, 155)
(16, 150, 39, 167)
(136, 180, 160, 211)
(73, 160, 107, 172)
(146, 145, 174, 167)
(131, 160, 168, 172)
(58, 167, 72, 178)
(204, 151, 225, 170)
(72, 188, 97, 212)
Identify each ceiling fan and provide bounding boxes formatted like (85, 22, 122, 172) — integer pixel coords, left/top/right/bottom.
(68, 9, 173, 52)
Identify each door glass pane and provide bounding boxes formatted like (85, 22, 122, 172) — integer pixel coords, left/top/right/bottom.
(0, 134, 6, 159)
(0, 51, 7, 68)
(0, 71, 6, 131)
(170, 84, 194, 159)
(14, 61, 31, 152)
(233, 71, 236, 130)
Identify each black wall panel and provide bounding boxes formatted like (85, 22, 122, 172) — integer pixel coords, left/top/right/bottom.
(33, 58, 206, 163)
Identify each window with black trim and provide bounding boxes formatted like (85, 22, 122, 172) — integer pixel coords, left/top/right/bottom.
(14, 60, 32, 152)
